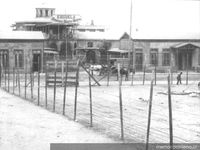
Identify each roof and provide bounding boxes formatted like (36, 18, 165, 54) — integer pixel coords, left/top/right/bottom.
(108, 48, 129, 53)
(0, 31, 45, 40)
(131, 31, 200, 40)
(171, 42, 200, 49)
(14, 17, 78, 27)
(76, 25, 105, 30)
(73, 30, 125, 40)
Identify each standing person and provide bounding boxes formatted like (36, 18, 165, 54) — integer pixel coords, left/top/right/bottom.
(177, 72, 182, 85)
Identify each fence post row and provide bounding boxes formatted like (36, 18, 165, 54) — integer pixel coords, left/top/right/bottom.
(117, 63, 124, 140)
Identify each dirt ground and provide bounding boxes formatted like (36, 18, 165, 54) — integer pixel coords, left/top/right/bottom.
(0, 89, 116, 150)
(1, 71, 200, 144)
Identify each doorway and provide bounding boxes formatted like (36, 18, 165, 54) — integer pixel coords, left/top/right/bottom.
(32, 50, 41, 72)
(177, 50, 193, 70)
(135, 53, 143, 71)
(86, 50, 96, 64)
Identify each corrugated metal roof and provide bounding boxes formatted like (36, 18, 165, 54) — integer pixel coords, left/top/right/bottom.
(0, 31, 45, 40)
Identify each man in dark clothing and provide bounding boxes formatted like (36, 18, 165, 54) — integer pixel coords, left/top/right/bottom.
(177, 72, 182, 85)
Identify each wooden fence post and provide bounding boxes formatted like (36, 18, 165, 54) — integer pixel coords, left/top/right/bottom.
(74, 60, 79, 121)
(5, 66, 7, 90)
(53, 61, 57, 112)
(30, 63, 33, 99)
(154, 64, 157, 85)
(25, 58, 27, 99)
(0, 61, 1, 87)
(171, 68, 173, 85)
(45, 64, 48, 108)
(8, 65, 10, 92)
(89, 66, 93, 127)
(168, 75, 173, 150)
(107, 55, 110, 86)
(37, 58, 40, 106)
(13, 67, 15, 94)
(145, 79, 154, 150)
(143, 65, 146, 85)
(117, 63, 124, 140)
(63, 61, 68, 115)
(17, 67, 21, 96)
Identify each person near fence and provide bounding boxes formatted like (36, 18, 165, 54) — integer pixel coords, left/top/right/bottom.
(176, 72, 182, 85)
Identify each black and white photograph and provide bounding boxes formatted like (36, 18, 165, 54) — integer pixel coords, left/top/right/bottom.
(0, 0, 200, 150)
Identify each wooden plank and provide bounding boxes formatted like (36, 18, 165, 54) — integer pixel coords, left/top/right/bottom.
(80, 62, 100, 86)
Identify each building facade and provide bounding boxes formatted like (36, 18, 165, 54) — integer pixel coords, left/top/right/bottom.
(0, 31, 45, 73)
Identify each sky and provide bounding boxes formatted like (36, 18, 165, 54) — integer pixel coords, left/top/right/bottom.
(0, 0, 200, 35)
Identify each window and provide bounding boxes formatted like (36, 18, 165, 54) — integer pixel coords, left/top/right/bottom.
(78, 29, 86, 32)
(45, 10, 48, 17)
(0, 49, 9, 68)
(199, 51, 200, 65)
(87, 42, 93, 47)
(162, 49, 170, 66)
(150, 49, 158, 66)
(14, 50, 24, 68)
(51, 10, 54, 16)
(40, 10, 43, 16)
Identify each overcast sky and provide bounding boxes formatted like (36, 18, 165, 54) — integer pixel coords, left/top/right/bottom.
(0, 0, 200, 35)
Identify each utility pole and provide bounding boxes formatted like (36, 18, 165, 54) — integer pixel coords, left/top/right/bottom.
(129, 0, 133, 81)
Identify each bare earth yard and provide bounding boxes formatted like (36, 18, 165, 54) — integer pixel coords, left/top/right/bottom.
(2, 71, 199, 143)
(0, 89, 115, 150)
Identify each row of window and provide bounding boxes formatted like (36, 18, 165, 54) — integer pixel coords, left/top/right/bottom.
(0, 49, 24, 68)
(149, 48, 170, 66)
(0, 49, 41, 68)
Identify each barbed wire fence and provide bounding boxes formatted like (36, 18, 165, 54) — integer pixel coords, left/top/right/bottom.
(0, 55, 199, 145)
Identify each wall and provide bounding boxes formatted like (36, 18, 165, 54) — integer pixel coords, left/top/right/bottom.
(0, 40, 44, 72)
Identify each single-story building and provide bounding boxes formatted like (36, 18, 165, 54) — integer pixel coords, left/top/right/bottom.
(73, 31, 200, 72)
(0, 31, 46, 72)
